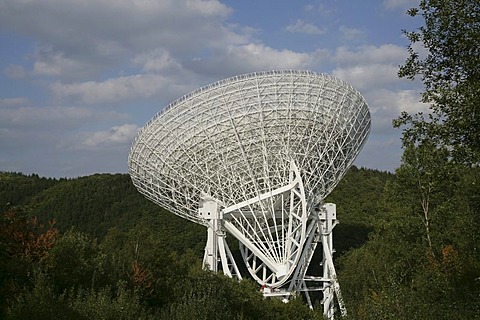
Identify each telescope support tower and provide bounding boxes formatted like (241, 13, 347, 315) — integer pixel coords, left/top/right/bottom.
(272, 203, 347, 319)
(200, 196, 242, 279)
(318, 204, 346, 318)
(198, 184, 346, 319)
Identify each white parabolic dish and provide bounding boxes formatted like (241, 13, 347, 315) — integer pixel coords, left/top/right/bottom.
(128, 70, 371, 225)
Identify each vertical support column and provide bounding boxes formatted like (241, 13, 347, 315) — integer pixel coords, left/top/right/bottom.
(320, 203, 336, 318)
(199, 195, 242, 279)
(200, 198, 221, 272)
(319, 203, 346, 319)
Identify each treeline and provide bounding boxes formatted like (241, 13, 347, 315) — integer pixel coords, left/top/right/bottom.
(0, 173, 205, 252)
(0, 167, 390, 319)
(0, 210, 315, 319)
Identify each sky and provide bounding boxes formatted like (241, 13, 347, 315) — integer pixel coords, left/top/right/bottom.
(0, 0, 428, 178)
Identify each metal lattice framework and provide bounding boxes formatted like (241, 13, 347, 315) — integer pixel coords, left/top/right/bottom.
(128, 70, 370, 318)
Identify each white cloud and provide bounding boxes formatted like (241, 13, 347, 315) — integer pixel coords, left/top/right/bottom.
(0, 0, 426, 176)
(368, 89, 428, 116)
(80, 124, 139, 148)
(33, 46, 93, 78)
(286, 19, 325, 35)
(0, 0, 241, 80)
(51, 74, 183, 104)
(304, 2, 334, 17)
(0, 102, 130, 163)
(327, 44, 413, 93)
(338, 26, 365, 41)
(186, 0, 232, 16)
(133, 48, 183, 73)
(228, 43, 312, 69)
(353, 88, 427, 171)
(332, 64, 400, 91)
(0, 97, 31, 108)
(189, 43, 313, 76)
(4, 65, 27, 80)
(0, 105, 126, 129)
(333, 44, 407, 66)
(383, 0, 418, 10)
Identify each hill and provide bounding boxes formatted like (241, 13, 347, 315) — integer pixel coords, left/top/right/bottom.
(0, 166, 392, 253)
(0, 172, 206, 253)
(0, 167, 393, 319)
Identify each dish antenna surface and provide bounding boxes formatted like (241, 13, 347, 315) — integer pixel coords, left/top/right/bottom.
(128, 70, 370, 319)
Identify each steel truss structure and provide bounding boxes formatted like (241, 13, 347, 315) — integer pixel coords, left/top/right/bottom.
(128, 70, 370, 319)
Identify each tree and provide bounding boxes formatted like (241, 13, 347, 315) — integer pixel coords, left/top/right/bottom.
(337, 2, 480, 317)
(397, 0, 480, 164)
(47, 229, 108, 293)
(394, 141, 456, 258)
(0, 211, 59, 319)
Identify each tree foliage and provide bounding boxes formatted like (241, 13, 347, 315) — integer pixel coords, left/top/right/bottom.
(1, 172, 345, 319)
(397, 0, 480, 163)
(337, 1, 480, 318)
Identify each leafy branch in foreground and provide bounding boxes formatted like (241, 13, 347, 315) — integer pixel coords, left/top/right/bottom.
(398, 0, 480, 164)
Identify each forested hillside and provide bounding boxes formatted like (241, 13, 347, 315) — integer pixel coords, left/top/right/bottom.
(1, 173, 205, 253)
(0, 167, 390, 319)
(0, 167, 391, 252)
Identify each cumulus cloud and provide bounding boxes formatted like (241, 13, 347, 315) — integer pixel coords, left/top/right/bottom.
(338, 26, 365, 41)
(304, 2, 334, 17)
(332, 64, 400, 91)
(80, 124, 140, 149)
(327, 44, 413, 94)
(133, 48, 183, 73)
(0, 0, 240, 80)
(353, 88, 427, 171)
(286, 19, 325, 35)
(383, 0, 418, 9)
(186, 0, 232, 16)
(51, 74, 186, 105)
(0, 97, 31, 108)
(333, 44, 407, 66)
(0, 105, 127, 129)
(32, 46, 105, 80)
(327, 42, 427, 136)
(368, 89, 428, 116)
(0, 102, 130, 166)
(227, 43, 312, 69)
(189, 43, 313, 77)
(0, 0, 425, 175)
(4, 65, 27, 80)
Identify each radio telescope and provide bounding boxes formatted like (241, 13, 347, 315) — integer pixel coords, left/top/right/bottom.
(128, 70, 370, 319)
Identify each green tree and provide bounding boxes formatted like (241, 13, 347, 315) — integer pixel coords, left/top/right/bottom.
(340, 2, 480, 317)
(397, 0, 480, 164)
(47, 229, 108, 293)
(68, 281, 153, 320)
(0, 211, 59, 319)
(6, 271, 84, 320)
(393, 141, 455, 258)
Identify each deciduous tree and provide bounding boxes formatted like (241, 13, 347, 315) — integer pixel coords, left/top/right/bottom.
(397, 0, 480, 164)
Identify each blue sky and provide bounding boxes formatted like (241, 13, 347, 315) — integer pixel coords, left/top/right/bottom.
(0, 0, 427, 178)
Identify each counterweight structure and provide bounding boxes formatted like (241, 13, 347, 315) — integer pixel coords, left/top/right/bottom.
(128, 70, 370, 318)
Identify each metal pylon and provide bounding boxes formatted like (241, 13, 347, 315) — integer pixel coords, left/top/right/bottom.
(199, 194, 242, 280)
(291, 203, 346, 318)
(198, 187, 345, 319)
